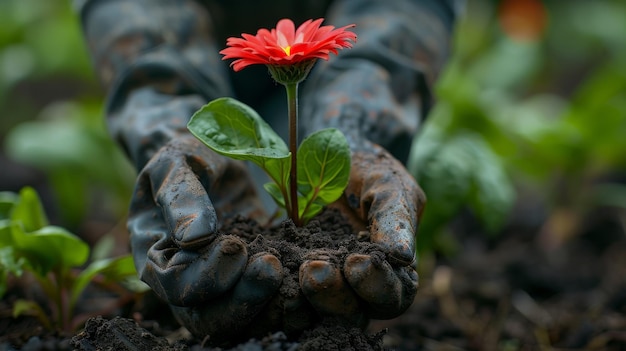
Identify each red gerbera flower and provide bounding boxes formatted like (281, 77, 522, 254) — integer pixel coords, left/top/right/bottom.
(220, 18, 357, 72)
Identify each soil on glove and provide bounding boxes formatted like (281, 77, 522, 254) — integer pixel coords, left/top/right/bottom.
(2, 206, 626, 350)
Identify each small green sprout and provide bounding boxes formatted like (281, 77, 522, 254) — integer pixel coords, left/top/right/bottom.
(0, 187, 144, 332)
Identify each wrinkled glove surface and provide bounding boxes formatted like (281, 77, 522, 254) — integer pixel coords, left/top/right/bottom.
(296, 0, 452, 321)
(117, 88, 283, 344)
(299, 89, 426, 321)
(300, 142, 425, 321)
(79, 0, 455, 344)
(80, 1, 291, 342)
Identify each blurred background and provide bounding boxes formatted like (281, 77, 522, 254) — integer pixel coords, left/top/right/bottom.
(0, 0, 134, 248)
(0, 0, 625, 258)
(409, 0, 626, 260)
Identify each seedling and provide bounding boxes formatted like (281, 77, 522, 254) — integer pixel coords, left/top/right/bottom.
(188, 18, 356, 226)
(0, 187, 142, 332)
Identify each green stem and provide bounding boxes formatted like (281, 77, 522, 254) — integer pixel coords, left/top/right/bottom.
(53, 269, 71, 332)
(285, 82, 301, 226)
(32, 273, 56, 330)
(47, 270, 64, 329)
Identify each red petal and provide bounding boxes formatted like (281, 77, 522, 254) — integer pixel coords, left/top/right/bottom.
(276, 19, 295, 46)
(221, 18, 356, 70)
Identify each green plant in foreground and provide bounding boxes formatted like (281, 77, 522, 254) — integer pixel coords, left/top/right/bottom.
(0, 187, 141, 332)
(188, 18, 356, 226)
(189, 98, 351, 226)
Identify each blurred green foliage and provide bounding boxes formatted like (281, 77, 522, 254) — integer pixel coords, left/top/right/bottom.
(4, 103, 135, 226)
(0, 0, 94, 129)
(0, 187, 141, 332)
(410, 0, 626, 255)
(0, 0, 134, 228)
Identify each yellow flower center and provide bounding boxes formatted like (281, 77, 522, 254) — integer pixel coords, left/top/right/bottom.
(283, 46, 291, 56)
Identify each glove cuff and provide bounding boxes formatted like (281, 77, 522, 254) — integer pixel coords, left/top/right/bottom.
(79, 0, 232, 164)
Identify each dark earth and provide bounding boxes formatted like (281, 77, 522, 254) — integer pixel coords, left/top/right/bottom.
(2, 202, 626, 350)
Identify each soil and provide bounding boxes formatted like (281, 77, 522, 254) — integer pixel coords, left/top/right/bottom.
(2, 206, 626, 350)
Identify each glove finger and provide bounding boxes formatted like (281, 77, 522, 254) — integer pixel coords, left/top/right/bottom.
(127, 204, 168, 276)
(127, 170, 170, 275)
(368, 190, 419, 266)
(233, 252, 283, 302)
(210, 161, 267, 222)
(299, 258, 368, 327)
(171, 252, 283, 344)
(344, 252, 419, 320)
(350, 148, 425, 266)
(147, 146, 219, 249)
(143, 234, 248, 306)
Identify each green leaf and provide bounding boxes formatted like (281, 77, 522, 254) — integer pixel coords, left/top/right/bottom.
(5, 115, 136, 225)
(13, 299, 52, 330)
(70, 255, 137, 309)
(0, 188, 86, 278)
(121, 276, 151, 293)
(0, 192, 18, 220)
(10, 187, 48, 232)
(297, 197, 325, 224)
(0, 220, 14, 246)
(188, 97, 291, 186)
(264, 182, 286, 209)
(466, 136, 516, 233)
(90, 234, 116, 262)
(297, 128, 351, 223)
(5, 223, 89, 276)
(264, 156, 291, 197)
(0, 246, 25, 299)
(409, 125, 515, 252)
(411, 129, 474, 252)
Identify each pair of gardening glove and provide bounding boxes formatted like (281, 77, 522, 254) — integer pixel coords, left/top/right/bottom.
(79, 0, 455, 345)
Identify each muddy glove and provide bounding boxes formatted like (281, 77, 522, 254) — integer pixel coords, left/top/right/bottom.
(299, 0, 456, 320)
(120, 88, 282, 313)
(79, 0, 283, 344)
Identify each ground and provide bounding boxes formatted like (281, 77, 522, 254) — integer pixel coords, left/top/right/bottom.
(2, 205, 626, 350)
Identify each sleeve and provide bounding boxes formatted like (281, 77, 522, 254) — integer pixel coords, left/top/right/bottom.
(300, 0, 458, 163)
(77, 0, 233, 166)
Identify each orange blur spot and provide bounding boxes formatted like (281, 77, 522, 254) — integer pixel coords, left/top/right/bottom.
(498, 0, 548, 42)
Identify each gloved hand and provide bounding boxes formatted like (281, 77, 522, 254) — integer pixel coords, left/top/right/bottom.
(296, 0, 457, 322)
(79, 0, 451, 342)
(117, 88, 284, 344)
(300, 142, 424, 321)
(298, 61, 427, 322)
